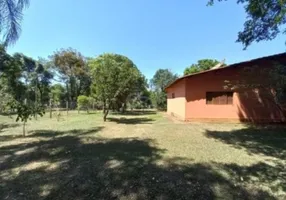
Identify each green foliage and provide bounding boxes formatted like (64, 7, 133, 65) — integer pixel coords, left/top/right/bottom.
(184, 59, 222, 75)
(89, 53, 142, 120)
(77, 95, 90, 110)
(9, 101, 45, 122)
(51, 48, 89, 103)
(150, 69, 178, 110)
(150, 69, 178, 92)
(8, 100, 45, 136)
(150, 91, 167, 111)
(0, 0, 29, 45)
(0, 46, 52, 135)
(11, 53, 54, 105)
(50, 84, 66, 105)
(209, 0, 286, 48)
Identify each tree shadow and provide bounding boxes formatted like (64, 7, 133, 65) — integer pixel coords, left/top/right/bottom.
(0, 123, 20, 133)
(205, 126, 286, 160)
(112, 110, 157, 116)
(0, 131, 279, 199)
(0, 123, 22, 141)
(236, 89, 286, 123)
(221, 161, 286, 195)
(28, 127, 104, 138)
(108, 117, 154, 124)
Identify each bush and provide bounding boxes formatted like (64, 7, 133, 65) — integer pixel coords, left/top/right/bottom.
(77, 95, 90, 113)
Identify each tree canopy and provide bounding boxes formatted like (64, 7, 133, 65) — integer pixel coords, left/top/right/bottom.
(51, 48, 88, 104)
(150, 69, 178, 110)
(184, 59, 224, 75)
(209, 0, 286, 48)
(0, 45, 53, 135)
(150, 69, 178, 92)
(89, 53, 144, 121)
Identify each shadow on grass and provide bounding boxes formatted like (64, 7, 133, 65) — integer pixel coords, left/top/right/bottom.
(0, 123, 20, 132)
(29, 127, 104, 138)
(222, 161, 286, 194)
(205, 126, 286, 160)
(108, 117, 154, 124)
(0, 128, 280, 199)
(112, 110, 157, 116)
(0, 123, 22, 141)
(204, 126, 286, 198)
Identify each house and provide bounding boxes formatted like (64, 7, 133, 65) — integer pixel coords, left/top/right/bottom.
(165, 53, 286, 123)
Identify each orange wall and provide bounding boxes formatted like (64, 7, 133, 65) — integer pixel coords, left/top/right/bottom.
(167, 64, 285, 122)
(166, 79, 186, 119)
(185, 68, 238, 120)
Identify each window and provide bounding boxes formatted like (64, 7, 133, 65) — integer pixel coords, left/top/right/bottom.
(206, 92, 233, 105)
(172, 93, 175, 98)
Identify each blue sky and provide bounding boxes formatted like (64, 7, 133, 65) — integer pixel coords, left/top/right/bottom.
(8, 0, 286, 79)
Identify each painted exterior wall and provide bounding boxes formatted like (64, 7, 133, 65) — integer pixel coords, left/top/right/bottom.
(167, 63, 285, 123)
(166, 79, 186, 120)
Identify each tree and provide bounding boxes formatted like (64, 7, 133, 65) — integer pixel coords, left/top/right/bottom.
(51, 48, 86, 105)
(0, 47, 50, 136)
(89, 53, 142, 121)
(150, 69, 178, 110)
(77, 95, 90, 113)
(0, 0, 29, 46)
(209, 1, 286, 112)
(208, 0, 286, 49)
(184, 59, 224, 75)
(13, 53, 53, 107)
(0, 45, 22, 113)
(50, 84, 66, 105)
(8, 101, 44, 136)
(150, 69, 178, 92)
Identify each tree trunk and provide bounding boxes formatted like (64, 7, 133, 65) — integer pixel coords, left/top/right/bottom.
(49, 99, 52, 119)
(66, 101, 69, 115)
(121, 103, 126, 113)
(23, 121, 26, 137)
(103, 102, 106, 114)
(57, 107, 60, 122)
(103, 109, 109, 122)
(35, 81, 38, 120)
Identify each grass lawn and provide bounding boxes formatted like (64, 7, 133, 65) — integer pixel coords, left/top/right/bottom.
(0, 111, 285, 200)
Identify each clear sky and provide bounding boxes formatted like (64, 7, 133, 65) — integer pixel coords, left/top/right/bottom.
(7, 0, 286, 79)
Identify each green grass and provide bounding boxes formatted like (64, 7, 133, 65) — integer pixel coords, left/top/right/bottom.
(0, 111, 285, 199)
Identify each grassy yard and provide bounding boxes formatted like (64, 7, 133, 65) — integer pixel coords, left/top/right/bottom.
(0, 111, 285, 200)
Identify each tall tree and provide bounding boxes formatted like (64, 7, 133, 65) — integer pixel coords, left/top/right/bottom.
(184, 59, 224, 75)
(89, 53, 142, 121)
(0, 0, 29, 45)
(150, 69, 178, 92)
(51, 48, 86, 105)
(0, 45, 22, 112)
(150, 69, 178, 110)
(0, 47, 50, 136)
(13, 53, 53, 105)
(208, 0, 286, 49)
